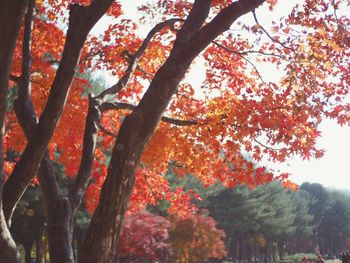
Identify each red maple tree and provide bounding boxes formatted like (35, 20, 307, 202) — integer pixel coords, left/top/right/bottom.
(116, 211, 171, 262)
(0, 0, 349, 262)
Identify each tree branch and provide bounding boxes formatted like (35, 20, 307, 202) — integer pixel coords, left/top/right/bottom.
(69, 19, 181, 214)
(176, 0, 212, 42)
(80, 2, 268, 261)
(212, 40, 270, 87)
(101, 101, 198, 127)
(9, 74, 21, 83)
(99, 123, 118, 138)
(252, 10, 293, 51)
(193, 0, 266, 52)
(0, 0, 29, 261)
(3, 0, 114, 222)
(214, 41, 287, 59)
(95, 18, 182, 101)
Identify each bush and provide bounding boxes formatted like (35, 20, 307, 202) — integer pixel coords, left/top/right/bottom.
(283, 253, 317, 263)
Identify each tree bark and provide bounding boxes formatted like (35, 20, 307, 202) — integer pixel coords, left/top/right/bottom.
(0, 0, 28, 262)
(36, 233, 43, 263)
(3, 1, 113, 262)
(2, 0, 115, 223)
(24, 243, 33, 263)
(79, 1, 266, 262)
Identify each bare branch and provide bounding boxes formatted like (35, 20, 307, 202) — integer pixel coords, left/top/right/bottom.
(10, 0, 64, 231)
(137, 65, 155, 79)
(213, 42, 288, 59)
(162, 116, 198, 126)
(68, 96, 101, 211)
(101, 101, 198, 127)
(99, 123, 118, 138)
(254, 138, 281, 151)
(252, 10, 293, 51)
(0, 0, 33, 260)
(9, 74, 21, 83)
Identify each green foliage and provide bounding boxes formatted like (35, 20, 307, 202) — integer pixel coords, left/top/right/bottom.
(207, 182, 309, 241)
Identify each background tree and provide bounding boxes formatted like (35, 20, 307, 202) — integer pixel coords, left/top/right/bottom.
(0, 0, 349, 262)
(287, 190, 315, 254)
(115, 211, 171, 263)
(299, 183, 331, 253)
(207, 182, 315, 262)
(300, 183, 350, 256)
(169, 211, 227, 263)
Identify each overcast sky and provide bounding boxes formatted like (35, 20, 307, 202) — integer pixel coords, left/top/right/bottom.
(271, 120, 350, 190)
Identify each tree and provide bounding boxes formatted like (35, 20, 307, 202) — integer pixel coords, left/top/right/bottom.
(299, 183, 331, 253)
(169, 211, 227, 263)
(10, 185, 45, 263)
(319, 192, 350, 255)
(0, 0, 349, 263)
(300, 183, 350, 256)
(207, 183, 300, 261)
(288, 190, 315, 254)
(115, 211, 171, 263)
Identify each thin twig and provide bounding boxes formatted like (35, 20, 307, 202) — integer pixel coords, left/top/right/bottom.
(95, 18, 182, 101)
(99, 123, 118, 138)
(252, 10, 293, 51)
(212, 41, 270, 87)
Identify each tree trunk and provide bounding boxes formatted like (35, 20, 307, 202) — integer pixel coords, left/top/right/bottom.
(0, 208, 20, 263)
(24, 243, 33, 263)
(79, 1, 266, 261)
(44, 196, 74, 263)
(36, 234, 43, 263)
(0, 0, 29, 262)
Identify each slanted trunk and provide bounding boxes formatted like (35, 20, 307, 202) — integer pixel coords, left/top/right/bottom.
(79, 50, 195, 263)
(78, 1, 266, 262)
(0, 208, 20, 263)
(0, 0, 29, 262)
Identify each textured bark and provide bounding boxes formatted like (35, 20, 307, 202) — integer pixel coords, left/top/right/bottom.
(2, 0, 115, 222)
(0, 208, 20, 263)
(0, 0, 28, 262)
(24, 243, 33, 263)
(9, 1, 75, 261)
(79, 1, 266, 262)
(2, 1, 113, 262)
(69, 97, 101, 213)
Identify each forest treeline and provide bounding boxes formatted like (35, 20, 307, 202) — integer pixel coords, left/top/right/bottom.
(12, 171, 350, 263)
(207, 181, 350, 262)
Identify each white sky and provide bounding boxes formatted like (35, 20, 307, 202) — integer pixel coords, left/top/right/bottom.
(274, 120, 350, 190)
(93, 1, 350, 190)
(252, 1, 350, 190)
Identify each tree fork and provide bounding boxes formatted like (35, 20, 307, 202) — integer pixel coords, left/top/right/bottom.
(79, 1, 266, 262)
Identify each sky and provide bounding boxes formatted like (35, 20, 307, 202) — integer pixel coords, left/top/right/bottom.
(93, 1, 350, 190)
(274, 120, 350, 190)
